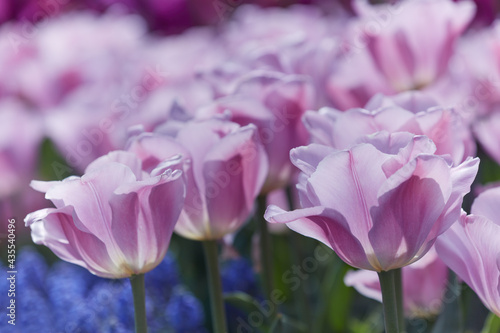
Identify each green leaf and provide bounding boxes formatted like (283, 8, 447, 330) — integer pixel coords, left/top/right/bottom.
(224, 292, 266, 315)
(224, 292, 274, 332)
(37, 138, 75, 180)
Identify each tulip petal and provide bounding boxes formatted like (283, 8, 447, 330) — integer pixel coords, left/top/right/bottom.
(307, 144, 390, 252)
(148, 172, 185, 251)
(369, 175, 446, 270)
(344, 269, 382, 302)
(110, 170, 184, 271)
(428, 157, 479, 237)
(45, 163, 138, 245)
(85, 151, 143, 180)
(471, 187, 500, 226)
(176, 119, 241, 194)
(290, 144, 336, 177)
(202, 157, 247, 238)
(127, 133, 189, 173)
(265, 205, 372, 270)
(302, 108, 338, 146)
(26, 206, 119, 278)
(59, 211, 123, 278)
(436, 213, 500, 316)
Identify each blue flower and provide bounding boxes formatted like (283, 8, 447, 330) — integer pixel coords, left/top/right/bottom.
(221, 258, 258, 295)
(165, 287, 206, 333)
(16, 247, 47, 293)
(145, 253, 180, 299)
(11, 248, 206, 332)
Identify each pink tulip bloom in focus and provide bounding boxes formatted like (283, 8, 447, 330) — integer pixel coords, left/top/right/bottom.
(303, 92, 476, 165)
(128, 119, 268, 240)
(345, 247, 448, 318)
(436, 188, 500, 316)
(24, 151, 185, 278)
(265, 132, 479, 271)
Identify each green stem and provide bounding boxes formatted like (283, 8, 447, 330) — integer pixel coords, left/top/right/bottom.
(202, 240, 228, 333)
(257, 194, 275, 298)
(378, 270, 400, 333)
(481, 312, 500, 333)
(289, 231, 312, 326)
(130, 274, 148, 333)
(393, 268, 405, 332)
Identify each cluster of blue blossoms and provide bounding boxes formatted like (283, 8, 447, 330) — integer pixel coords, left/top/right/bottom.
(0, 248, 207, 333)
(0, 248, 259, 333)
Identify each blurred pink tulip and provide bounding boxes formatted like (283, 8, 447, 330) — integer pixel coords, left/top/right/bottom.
(456, 22, 500, 165)
(265, 132, 479, 271)
(0, 100, 42, 198)
(24, 151, 185, 278)
(128, 118, 268, 240)
(304, 92, 476, 164)
(198, 72, 313, 193)
(328, 0, 474, 108)
(345, 247, 449, 318)
(436, 188, 500, 317)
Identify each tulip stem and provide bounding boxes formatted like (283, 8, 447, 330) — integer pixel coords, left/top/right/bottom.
(203, 240, 228, 333)
(393, 268, 405, 331)
(257, 194, 275, 298)
(378, 270, 400, 333)
(130, 274, 148, 333)
(481, 312, 500, 333)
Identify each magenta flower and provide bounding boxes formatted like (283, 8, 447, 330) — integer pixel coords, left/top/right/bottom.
(265, 132, 478, 271)
(435, 188, 500, 316)
(303, 92, 476, 164)
(345, 247, 449, 318)
(128, 118, 268, 240)
(24, 151, 185, 278)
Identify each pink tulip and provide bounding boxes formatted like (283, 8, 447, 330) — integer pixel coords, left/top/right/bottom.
(436, 188, 500, 316)
(357, 0, 474, 90)
(345, 247, 449, 318)
(328, 0, 474, 108)
(24, 151, 185, 278)
(456, 22, 500, 165)
(265, 132, 479, 271)
(303, 92, 476, 164)
(0, 99, 42, 198)
(128, 118, 268, 240)
(197, 72, 313, 193)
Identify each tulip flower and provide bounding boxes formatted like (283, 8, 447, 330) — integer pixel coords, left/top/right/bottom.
(345, 247, 449, 318)
(265, 132, 478, 332)
(265, 131, 478, 272)
(128, 118, 268, 240)
(128, 118, 268, 332)
(435, 187, 500, 317)
(197, 72, 312, 193)
(196, 73, 312, 299)
(303, 92, 476, 165)
(24, 150, 185, 279)
(25, 151, 186, 332)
